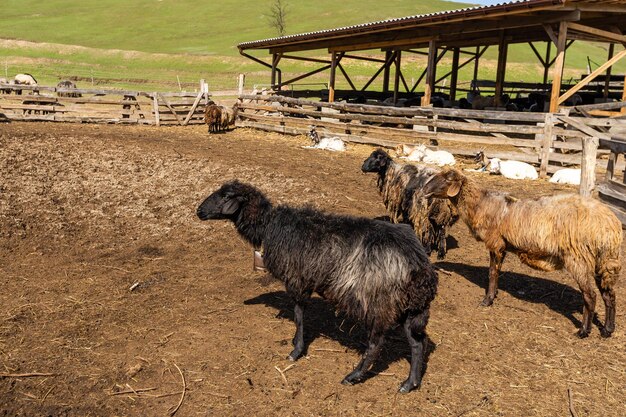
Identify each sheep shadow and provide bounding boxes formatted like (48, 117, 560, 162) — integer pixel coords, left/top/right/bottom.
(436, 261, 583, 328)
(244, 290, 436, 384)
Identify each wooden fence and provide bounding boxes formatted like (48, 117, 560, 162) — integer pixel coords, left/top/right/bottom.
(0, 81, 215, 126)
(237, 94, 626, 175)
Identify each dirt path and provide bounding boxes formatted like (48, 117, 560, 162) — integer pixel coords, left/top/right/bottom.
(0, 122, 624, 416)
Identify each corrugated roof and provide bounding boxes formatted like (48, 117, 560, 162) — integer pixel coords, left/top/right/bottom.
(238, 0, 565, 50)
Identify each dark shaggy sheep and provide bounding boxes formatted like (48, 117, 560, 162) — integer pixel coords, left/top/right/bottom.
(362, 149, 458, 259)
(56, 80, 82, 98)
(203, 102, 222, 133)
(197, 180, 438, 393)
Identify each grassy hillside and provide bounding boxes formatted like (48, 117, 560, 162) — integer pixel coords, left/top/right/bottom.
(0, 0, 622, 92)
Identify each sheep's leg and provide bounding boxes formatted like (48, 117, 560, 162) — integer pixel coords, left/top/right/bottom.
(482, 249, 505, 306)
(399, 309, 429, 393)
(341, 328, 385, 386)
(577, 287, 596, 338)
(287, 302, 306, 361)
(436, 226, 447, 260)
(598, 286, 616, 338)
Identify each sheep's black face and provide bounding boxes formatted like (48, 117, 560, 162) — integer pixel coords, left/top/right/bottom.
(197, 182, 246, 221)
(361, 149, 390, 173)
(473, 151, 484, 163)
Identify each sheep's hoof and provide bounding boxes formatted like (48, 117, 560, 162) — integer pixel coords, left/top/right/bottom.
(480, 297, 494, 307)
(341, 372, 363, 386)
(287, 349, 302, 361)
(576, 329, 590, 339)
(600, 327, 613, 338)
(398, 380, 420, 393)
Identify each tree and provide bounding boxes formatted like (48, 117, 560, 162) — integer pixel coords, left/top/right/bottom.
(267, 0, 288, 37)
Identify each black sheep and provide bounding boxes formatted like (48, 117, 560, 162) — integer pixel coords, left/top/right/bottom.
(197, 180, 438, 392)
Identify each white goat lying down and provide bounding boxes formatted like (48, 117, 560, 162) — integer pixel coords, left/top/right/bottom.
(549, 168, 581, 185)
(474, 152, 537, 180)
(304, 128, 346, 152)
(395, 144, 456, 166)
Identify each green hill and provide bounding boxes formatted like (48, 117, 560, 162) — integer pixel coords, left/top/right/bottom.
(0, 0, 622, 92)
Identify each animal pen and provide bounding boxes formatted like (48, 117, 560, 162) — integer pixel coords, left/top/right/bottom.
(0, 81, 212, 126)
(238, 0, 626, 224)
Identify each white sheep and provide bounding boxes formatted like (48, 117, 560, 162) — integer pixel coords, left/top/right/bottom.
(549, 168, 581, 185)
(397, 144, 455, 166)
(488, 157, 538, 180)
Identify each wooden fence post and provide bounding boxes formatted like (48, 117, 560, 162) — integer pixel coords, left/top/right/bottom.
(539, 113, 554, 178)
(152, 93, 160, 127)
(238, 74, 245, 96)
(580, 136, 599, 197)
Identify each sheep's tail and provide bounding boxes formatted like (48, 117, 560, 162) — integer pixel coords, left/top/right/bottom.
(596, 250, 622, 290)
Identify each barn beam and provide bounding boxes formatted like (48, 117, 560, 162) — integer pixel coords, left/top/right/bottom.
(449, 47, 460, 102)
(549, 21, 568, 113)
(558, 48, 626, 106)
(495, 32, 508, 106)
(421, 40, 437, 106)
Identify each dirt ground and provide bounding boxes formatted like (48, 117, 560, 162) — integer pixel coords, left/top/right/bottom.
(0, 122, 624, 417)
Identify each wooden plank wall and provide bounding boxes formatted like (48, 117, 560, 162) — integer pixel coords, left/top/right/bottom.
(0, 83, 211, 126)
(237, 94, 626, 175)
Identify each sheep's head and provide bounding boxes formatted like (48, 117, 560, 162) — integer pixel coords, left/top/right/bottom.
(197, 180, 257, 220)
(422, 168, 465, 199)
(361, 149, 392, 173)
(308, 128, 320, 144)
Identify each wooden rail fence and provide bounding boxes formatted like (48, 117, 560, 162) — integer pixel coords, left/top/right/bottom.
(237, 94, 626, 175)
(0, 81, 217, 126)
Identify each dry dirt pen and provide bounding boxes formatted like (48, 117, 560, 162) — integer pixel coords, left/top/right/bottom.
(0, 122, 624, 416)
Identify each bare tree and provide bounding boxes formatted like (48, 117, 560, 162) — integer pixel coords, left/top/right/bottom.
(267, 0, 288, 37)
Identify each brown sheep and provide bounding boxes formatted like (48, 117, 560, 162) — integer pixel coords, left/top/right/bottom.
(422, 168, 622, 338)
(203, 102, 222, 133)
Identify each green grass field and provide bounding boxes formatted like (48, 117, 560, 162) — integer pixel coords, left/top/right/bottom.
(0, 0, 623, 92)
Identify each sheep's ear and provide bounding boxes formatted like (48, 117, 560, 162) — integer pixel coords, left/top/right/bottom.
(222, 198, 240, 215)
(446, 181, 461, 197)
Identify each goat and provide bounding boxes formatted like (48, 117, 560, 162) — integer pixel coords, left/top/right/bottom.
(549, 168, 581, 185)
(362, 149, 458, 259)
(56, 80, 81, 98)
(197, 180, 438, 392)
(475, 152, 537, 180)
(422, 168, 622, 337)
(305, 128, 346, 152)
(396, 143, 455, 167)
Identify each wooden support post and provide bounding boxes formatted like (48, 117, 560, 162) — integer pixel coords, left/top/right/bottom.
(238, 74, 245, 96)
(549, 21, 568, 113)
(382, 50, 392, 94)
(495, 33, 508, 106)
(422, 41, 436, 106)
(393, 50, 402, 105)
(543, 41, 552, 85)
(606, 151, 617, 181)
(540, 113, 554, 178)
(450, 48, 460, 102)
(622, 69, 626, 114)
(604, 43, 615, 100)
(580, 136, 599, 197)
(271, 53, 277, 89)
(329, 52, 338, 103)
(152, 93, 160, 127)
(472, 46, 480, 89)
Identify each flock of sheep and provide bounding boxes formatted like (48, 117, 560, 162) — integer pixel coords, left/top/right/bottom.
(196, 135, 622, 393)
